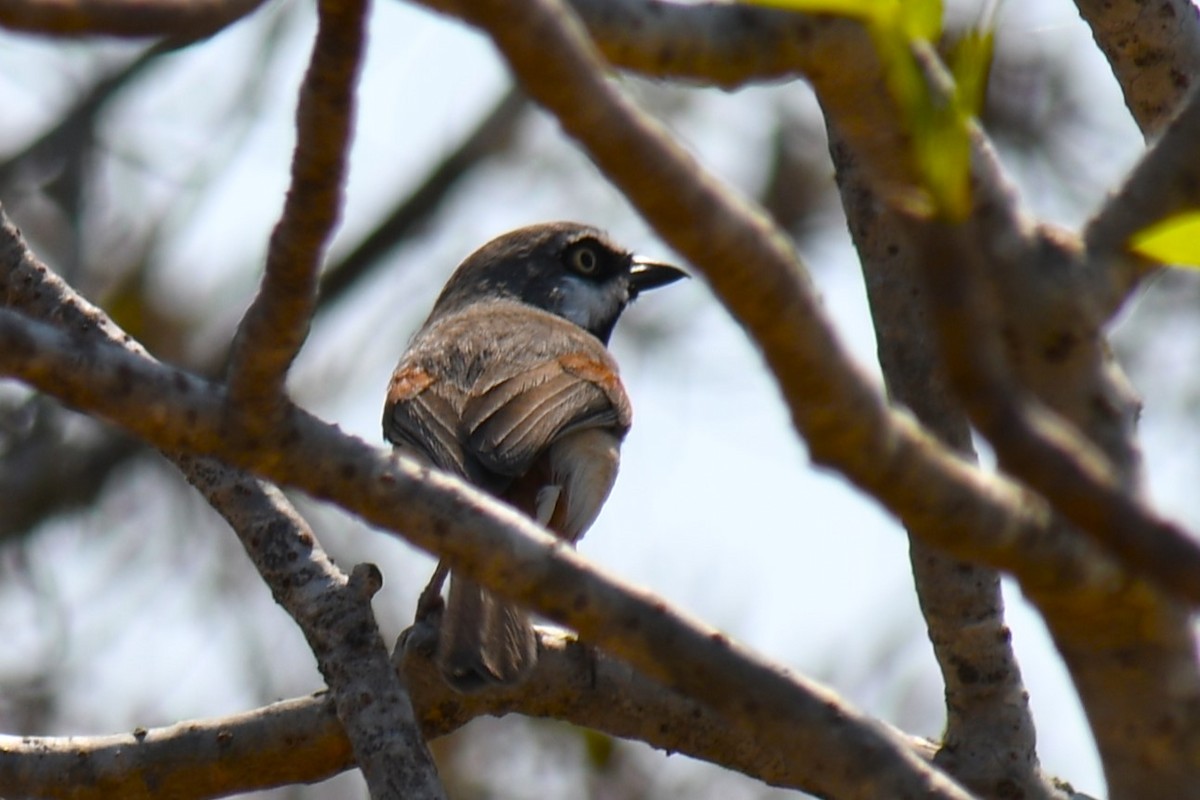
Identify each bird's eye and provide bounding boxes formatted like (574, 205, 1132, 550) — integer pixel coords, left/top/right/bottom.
(567, 244, 600, 276)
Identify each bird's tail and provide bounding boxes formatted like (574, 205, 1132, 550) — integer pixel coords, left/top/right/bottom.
(437, 572, 538, 692)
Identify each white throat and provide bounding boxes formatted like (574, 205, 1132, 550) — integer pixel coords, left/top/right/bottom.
(554, 275, 626, 333)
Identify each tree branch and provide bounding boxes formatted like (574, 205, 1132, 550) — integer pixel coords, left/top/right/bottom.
(180, 464, 446, 800)
(0, 213, 445, 800)
(0, 301, 976, 799)
(225, 0, 366, 425)
(909, 217, 1200, 605)
(829, 128, 1051, 799)
(0, 694, 351, 799)
(409, 0, 1132, 598)
(1070, 0, 1200, 137)
(904, 217, 1200, 796)
(567, 0, 923, 200)
(0, 627, 943, 799)
(1084, 84, 1200, 310)
(0, 0, 267, 37)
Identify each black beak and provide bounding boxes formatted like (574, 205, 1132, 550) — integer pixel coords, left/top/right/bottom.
(629, 257, 688, 296)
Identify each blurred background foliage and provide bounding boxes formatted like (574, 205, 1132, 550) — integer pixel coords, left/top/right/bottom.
(0, 1, 1191, 797)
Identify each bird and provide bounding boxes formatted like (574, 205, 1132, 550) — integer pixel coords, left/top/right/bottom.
(383, 221, 686, 692)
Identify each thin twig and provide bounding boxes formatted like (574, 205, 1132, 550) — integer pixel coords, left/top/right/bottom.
(224, 0, 367, 424)
(1085, 84, 1200, 312)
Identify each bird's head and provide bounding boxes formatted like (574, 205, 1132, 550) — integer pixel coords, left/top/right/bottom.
(429, 222, 687, 343)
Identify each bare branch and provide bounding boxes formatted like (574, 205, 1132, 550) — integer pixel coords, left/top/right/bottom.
(399, 627, 942, 793)
(571, 0, 925, 199)
(0, 694, 352, 799)
(553, 0, 851, 87)
(1071, 0, 1200, 137)
(0, 628, 943, 799)
(0, 301, 976, 799)
(910, 218, 1200, 604)
(224, 0, 366, 425)
(410, 0, 1127, 599)
(830, 129, 1050, 798)
(836, 42, 1200, 797)
(0, 0, 267, 37)
(181, 464, 446, 800)
(1085, 84, 1200, 309)
(0, 214, 445, 800)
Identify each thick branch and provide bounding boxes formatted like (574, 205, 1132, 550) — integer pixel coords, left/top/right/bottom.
(0, 0, 266, 36)
(412, 0, 1127, 597)
(398, 627, 942, 793)
(1071, 0, 1200, 137)
(907, 219, 1200, 796)
(0, 303, 974, 800)
(0, 695, 351, 799)
(179, 463, 446, 800)
(830, 129, 1049, 799)
(911, 219, 1200, 606)
(0, 628, 942, 799)
(225, 0, 366, 423)
(0, 215, 444, 800)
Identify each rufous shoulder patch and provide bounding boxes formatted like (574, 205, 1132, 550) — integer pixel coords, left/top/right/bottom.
(558, 352, 631, 423)
(387, 364, 436, 404)
(558, 352, 618, 390)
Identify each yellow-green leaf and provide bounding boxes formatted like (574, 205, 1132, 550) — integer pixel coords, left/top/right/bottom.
(740, 0, 891, 22)
(1129, 212, 1200, 267)
(742, 0, 943, 38)
(898, 0, 942, 41)
(741, 0, 987, 219)
(948, 29, 994, 119)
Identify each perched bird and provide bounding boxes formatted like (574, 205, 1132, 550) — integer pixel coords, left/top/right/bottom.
(383, 221, 686, 692)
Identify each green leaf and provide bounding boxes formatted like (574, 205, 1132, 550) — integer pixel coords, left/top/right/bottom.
(1129, 211, 1200, 267)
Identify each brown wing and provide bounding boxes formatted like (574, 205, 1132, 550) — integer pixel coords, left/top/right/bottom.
(384, 363, 474, 478)
(462, 352, 629, 480)
(383, 301, 631, 492)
